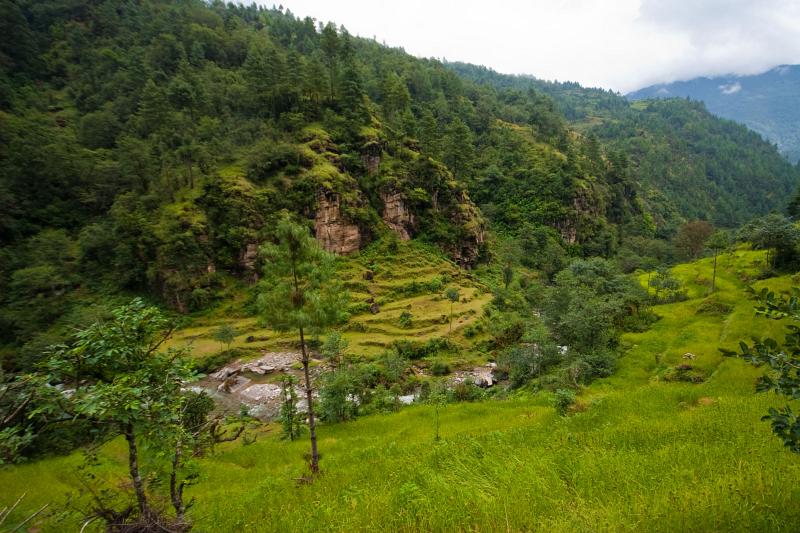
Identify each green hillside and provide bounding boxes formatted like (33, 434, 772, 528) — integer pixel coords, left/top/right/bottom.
(629, 65, 800, 163)
(2, 250, 799, 531)
(449, 63, 800, 232)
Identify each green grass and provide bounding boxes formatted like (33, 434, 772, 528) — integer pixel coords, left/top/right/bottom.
(3, 250, 800, 531)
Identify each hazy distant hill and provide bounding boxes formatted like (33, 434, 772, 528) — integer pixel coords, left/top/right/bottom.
(628, 65, 800, 163)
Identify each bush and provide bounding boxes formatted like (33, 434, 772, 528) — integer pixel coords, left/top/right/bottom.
(430, 359, 451, 376)
(398, 310, 413, 329)
(663, 364, 706, 383)
(393, 338, 454, 360)
(553, 388, 576, 415)
(696, 296, 734, 315)
(580, 350, 617, 380)
(449, 379, 484, 402)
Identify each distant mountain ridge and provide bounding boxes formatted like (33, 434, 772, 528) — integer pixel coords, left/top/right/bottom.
(627, 65, 800, 163)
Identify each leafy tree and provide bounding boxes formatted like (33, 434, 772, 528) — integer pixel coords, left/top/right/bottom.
(212, 324, 237, 353)
(649, 267, 682, 303)
(722, 288, 800, 453)
(428, 379, 448, 441)
(45, 298, 195, 526)
(321, 331, 348, 371)
(318, 366, 361, 423)
(674, 220, 714, 260)
(257, 217, 347, 473)
(444, 287, 460, 334)
(739, 213, 800, 269)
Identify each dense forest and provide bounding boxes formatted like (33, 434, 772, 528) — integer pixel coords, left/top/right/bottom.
(629, 65, 800, 163)
(450, 62, 800, 233)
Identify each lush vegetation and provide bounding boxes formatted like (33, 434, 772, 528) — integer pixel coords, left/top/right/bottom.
(2, 251, 800, 531)
(629, 64, 800, 163)
(2, 1, 800, 531)
(450, 62, 800, 232)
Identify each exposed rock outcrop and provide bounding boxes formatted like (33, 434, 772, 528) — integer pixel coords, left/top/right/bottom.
(314, 190, 361, 254)
(555, 183, 605, 245)
(361, 140, 382, 175)
(444, 191, 486, 268)
(381, 191, 415, 240)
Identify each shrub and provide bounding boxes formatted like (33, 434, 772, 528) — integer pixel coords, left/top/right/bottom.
(553, 388, 576, 415)
(663, 364, 706, 383)
(696, 296, 734, 315)
(398, 310, 413, 329)
(430, 359, 451, 376)
(393, 338, 454, 360)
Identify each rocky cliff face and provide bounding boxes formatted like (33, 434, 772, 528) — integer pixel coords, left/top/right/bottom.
(381, 191, 415, 240)
(444, 191, 486, 268)
(361, 140, 382, 176)
(555, 183, 605, 245)
(314, 190, 362, 254)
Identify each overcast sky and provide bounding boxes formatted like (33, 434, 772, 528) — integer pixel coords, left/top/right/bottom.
(272, 0, 800, 93)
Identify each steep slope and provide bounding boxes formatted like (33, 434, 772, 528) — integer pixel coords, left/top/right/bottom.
(450, 63, 800, 232)
(628, 65, 800, 163)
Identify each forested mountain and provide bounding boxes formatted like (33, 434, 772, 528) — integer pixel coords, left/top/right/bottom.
(450, 63, 800, 233)
(0, 0, 797, 356)
(0, 0, 647, 350)
(628, 65, 800, 163)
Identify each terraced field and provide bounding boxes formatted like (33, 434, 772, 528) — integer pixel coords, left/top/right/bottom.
(166, 240, 492, 363)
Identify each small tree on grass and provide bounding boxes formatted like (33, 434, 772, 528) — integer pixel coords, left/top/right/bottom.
(257, 216, 347, 474)
(444, 287, 460, 334)
(649, 267, 681, 303)
(212, 324, 237, 353)
(278, 375, 303, 441)
(46, 298, 195, 530)
(722, 288, 800, 453)
(428, 379, 448, 441)
(707, 230, 729, 293)
(321, 331, 348, 372)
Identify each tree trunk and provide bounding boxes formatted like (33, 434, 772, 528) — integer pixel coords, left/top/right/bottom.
(449, 302, 453, 334)
(170, 438, 186, 522)
(712, 252, 718, 293)
(124, 424, 149, 517)
(299, 326, 320, 473)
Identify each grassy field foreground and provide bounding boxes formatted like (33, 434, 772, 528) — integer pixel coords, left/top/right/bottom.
(2, 250, 800, 532)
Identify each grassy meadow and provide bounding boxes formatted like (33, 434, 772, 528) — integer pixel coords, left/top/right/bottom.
(2, 249, 800, 532)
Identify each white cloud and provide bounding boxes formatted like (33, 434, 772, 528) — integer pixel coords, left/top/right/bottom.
(718, 82, 742, 95)
(271, 0, 800, 92)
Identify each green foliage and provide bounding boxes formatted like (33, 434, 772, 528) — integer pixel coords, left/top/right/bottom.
(649, 267, 685, 303)
(392, 338, 454, 360)
(553, 388, 576, 416)
(429, 359, 451, 376)
(738, 213, 800, 270)
(322, 331, 349, 369)
(722, 288, 800, 453)
(257, 217, 348, 334)
(212, 324, 237, 351)
(546, 258, 647, 353)
(398, 310, 413, 329)
(278, 375, 304, 441)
